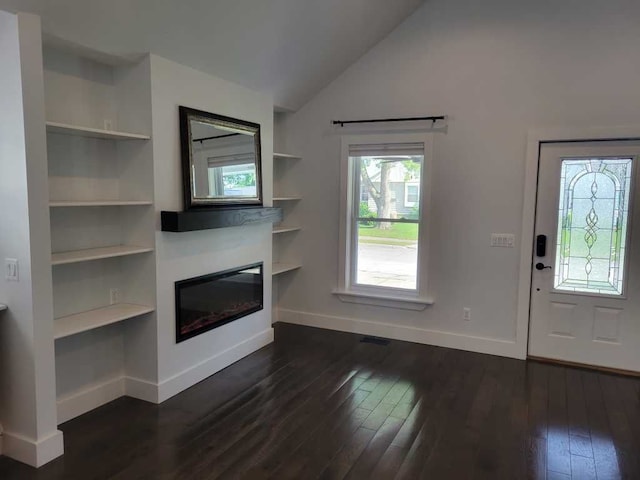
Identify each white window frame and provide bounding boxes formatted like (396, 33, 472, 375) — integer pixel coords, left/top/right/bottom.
(334, 133, 434, 310)
(360, 186, 369, 202)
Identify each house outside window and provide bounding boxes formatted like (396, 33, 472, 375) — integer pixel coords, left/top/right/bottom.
(337, 133, 433, 305)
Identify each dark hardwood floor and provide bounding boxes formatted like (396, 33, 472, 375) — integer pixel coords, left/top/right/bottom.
(1, 323, 639, 479)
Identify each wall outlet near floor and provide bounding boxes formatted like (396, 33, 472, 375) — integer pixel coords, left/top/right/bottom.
(5, 258, 18, 281)
(490, 233, 515, 247)
(103, 119, 113, 131)
(463, 307, 471, 321)
(109, 288, 121, 305)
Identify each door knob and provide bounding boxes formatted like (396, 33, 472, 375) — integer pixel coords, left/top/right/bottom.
(535, 262, 552, 271)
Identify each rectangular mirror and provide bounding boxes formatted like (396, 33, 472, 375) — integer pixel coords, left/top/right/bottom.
(179, 106, 262, 209)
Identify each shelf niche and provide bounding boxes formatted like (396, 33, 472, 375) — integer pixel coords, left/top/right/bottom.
(161, 207, 282, 232)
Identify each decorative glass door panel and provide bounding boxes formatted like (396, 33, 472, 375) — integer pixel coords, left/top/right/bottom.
(554, 158, 633, 295)
(529, 140, 640, 373)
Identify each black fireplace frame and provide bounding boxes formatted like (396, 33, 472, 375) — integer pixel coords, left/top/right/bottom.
(175, 262, 264, 343)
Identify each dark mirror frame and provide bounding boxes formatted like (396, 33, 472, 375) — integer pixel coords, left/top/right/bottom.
(179, 106, 263, 210)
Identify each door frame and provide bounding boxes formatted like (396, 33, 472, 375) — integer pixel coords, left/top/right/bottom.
(515, 125, 640, 359)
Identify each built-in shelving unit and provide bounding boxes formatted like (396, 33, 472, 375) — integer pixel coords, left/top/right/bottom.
(51, 245, 154, 266)
(54, 303, 154, 340)
(44, 46, 157, 424)
(272, 140, 302, 279)
(50, 200, 152, 207)
(45, 121, 150, 141)
(272, 263, 302, 276)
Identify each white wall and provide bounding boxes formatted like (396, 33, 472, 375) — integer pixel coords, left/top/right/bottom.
(278, 0, 640, 358)
(150, 55, 274, 402)
(0, 11, 62, 466)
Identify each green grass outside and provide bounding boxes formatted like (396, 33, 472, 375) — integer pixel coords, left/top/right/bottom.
(358, 222, 418, 241)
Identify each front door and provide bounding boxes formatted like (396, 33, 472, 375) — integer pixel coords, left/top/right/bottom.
(529, 141, 640, 372)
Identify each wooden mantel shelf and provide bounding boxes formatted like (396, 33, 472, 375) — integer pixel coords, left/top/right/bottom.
(161, 207, 282, 232)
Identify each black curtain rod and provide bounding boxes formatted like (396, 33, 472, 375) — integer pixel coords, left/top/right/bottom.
(193, 132, 241, 143)
(332, 115, 446, 127)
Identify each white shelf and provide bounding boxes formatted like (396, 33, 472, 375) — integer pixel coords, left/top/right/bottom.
(274, 152, 302, 160)
(0, 304, 7, 312)
(46, 121, 150, 141)
(272, 263, 302, 276)
(273, 196, 302, 201)
(54, 303, 154, 340)
(52, 245, 153, 266)
(50, 200, 153, 207)
(273, 226, 301, 234)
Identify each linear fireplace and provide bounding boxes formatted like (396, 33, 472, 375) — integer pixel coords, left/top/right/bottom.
(175, 262, 263, 343)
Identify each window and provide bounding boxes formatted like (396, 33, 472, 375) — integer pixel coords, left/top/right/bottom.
(337, 133, 432, 305)
(207, 155, 257, 197)
(405, 183, 419, 206)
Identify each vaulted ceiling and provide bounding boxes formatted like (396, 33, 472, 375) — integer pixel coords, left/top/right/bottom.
(0, 0, 425, 110)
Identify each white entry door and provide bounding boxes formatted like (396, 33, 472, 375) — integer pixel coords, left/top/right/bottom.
(529, 141, 640, 372)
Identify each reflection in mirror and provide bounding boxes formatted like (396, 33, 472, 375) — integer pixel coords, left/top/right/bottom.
(180, 107, 262, 208)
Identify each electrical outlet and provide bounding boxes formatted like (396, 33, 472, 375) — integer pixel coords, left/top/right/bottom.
(103, 119, 113, 131)
(463, 307, 471, 321)
(5, 258, 18, 281)
(109, 288, 120, 305)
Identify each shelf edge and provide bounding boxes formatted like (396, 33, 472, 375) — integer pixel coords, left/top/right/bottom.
(272, 263, 302, 275)
(46, 121, 150, 140)
(51, 246, 154, 266)
(54, 304, 154, 340)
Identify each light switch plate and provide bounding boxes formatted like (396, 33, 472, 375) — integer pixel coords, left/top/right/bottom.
(491, 233, 515, 248)
(5, 258, 18, 281)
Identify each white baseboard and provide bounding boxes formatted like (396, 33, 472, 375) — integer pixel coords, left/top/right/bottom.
(57, 376, 125, 424)
(156, 327, 274, 402)
(125, 376, 160, 404)
(278, 309, 524, 359)
(51, 328, 274, 427)
(2, 429, 63, 467)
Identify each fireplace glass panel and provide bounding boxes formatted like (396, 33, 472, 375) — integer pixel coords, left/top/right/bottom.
(175, 263, 263, 342)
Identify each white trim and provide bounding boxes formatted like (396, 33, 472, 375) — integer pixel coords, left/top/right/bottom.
(56, 376, 125, 424)
(404, 182, 420, 207)
(2, 429, 64, 467)
(278, 309, 522, 359)
(517, 125, 640, 359)
(156, 327, 274, 403)
(125, 376, 160, 404)
(52, 328, 274, 423)
(332, 289, 432, 310)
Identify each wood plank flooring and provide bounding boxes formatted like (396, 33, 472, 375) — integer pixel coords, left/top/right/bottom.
(1, 322, 639, 479)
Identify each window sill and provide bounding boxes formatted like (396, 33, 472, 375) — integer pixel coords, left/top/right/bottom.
(332, 289, 433, 311)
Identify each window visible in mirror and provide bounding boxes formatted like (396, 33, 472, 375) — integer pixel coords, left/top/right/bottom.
(180, 106, 262, 209)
